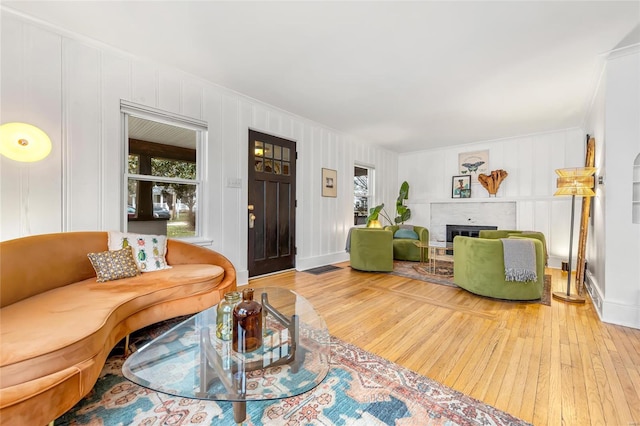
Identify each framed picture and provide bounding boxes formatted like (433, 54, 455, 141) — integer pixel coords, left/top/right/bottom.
(458, 150, 489, 183)
(452, 175, 471, 198)
(322, 168, 337, 197)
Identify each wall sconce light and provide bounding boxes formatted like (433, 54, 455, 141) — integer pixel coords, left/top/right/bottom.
(0, 122, 52, 162)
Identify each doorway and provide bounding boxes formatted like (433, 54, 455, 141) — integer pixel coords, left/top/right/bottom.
(247, 130, 296, 277)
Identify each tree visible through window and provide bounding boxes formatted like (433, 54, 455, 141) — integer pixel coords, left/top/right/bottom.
(125, 115, 202, 238)
(354, 166, 373, 225)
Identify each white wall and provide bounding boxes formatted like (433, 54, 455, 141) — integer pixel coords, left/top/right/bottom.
(585, 47, 640, 329)
(398, 128, 586, 268)
(584, 59, 607, 315)
(0, 12, 399, 284)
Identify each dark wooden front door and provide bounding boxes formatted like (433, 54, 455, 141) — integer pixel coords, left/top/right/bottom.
(248, 130, 296, 277)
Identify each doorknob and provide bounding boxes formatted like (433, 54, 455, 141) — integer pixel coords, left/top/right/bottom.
(249, 213, 256, 228)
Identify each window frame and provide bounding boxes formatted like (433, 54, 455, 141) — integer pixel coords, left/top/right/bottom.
(121, 101, 208, 242)
(354, 164, 375, 226)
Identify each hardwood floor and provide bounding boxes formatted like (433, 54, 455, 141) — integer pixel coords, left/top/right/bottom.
(249, 263, 640, 426)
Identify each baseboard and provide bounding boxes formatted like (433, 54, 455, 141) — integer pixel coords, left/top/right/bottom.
(237, 269, 249, 286)
(237, 252, 350, 285)
(584, 270, 604, 316)
(586, 270, 640, 329)
(296, 252, 350, 271)
(602, 300, 640, 329)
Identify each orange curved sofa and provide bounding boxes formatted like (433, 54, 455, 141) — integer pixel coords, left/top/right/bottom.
(0, 231, 236, 426)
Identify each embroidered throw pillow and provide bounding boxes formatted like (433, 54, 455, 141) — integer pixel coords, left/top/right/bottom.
(108, 231, 171, 272)
(87, 246, 140, 283)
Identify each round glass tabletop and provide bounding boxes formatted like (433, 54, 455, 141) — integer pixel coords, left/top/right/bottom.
(122, 287, 330, 405)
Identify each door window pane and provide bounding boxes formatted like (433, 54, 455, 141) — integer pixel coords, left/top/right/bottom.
(255, 141, 264, 157)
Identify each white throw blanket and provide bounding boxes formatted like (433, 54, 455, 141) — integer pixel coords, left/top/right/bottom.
(501, 238, 537, 282)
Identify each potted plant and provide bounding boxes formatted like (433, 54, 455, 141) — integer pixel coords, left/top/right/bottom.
(366, 181, 412, 226)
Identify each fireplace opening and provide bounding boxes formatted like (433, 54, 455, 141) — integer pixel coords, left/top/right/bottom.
(446, 224, 498, 254)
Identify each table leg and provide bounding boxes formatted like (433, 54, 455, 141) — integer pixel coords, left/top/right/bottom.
(233, 401, 247, 424)
(429, 247, 435, 274)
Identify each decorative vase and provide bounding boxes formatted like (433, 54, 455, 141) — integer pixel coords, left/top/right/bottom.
(216, 291, 241, 340)
(233, 288, 263, 353)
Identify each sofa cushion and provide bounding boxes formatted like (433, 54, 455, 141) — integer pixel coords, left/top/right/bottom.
(87, 247, 140, 282)
(108, 232, 170, 272)
(0, 264, 223, 388)
(394, 228, 419, 240)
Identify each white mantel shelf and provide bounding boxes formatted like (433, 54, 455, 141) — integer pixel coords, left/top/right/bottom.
(410, 196, 558, 204)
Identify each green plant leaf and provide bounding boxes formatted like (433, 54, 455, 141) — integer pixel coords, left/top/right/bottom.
(366, 203, 393, 226)
(394, 181, 411, 224)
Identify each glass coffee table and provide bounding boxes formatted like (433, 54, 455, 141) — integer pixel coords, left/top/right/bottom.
(413, 240, 453, 274)
(122, 287, 330, 424)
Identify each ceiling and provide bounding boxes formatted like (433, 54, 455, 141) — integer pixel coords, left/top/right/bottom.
(3, 1, 639, 153)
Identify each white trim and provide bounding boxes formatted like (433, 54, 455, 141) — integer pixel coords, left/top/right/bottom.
(127, 174, 198, 185)
(121, 113, 129, 231)
(295, 252, 350, 272)
(120, 100, 207, 130)
(121, 101, 206, 239)
(603, 43, 640, 60)
(602, 299, 640, 329)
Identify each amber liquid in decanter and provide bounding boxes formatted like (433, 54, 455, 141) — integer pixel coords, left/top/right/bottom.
(232, 288, 263, 353)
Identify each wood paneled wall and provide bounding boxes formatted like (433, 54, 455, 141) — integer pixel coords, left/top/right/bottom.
(0, 12, 398, 283)
(397, 129, 586, 268)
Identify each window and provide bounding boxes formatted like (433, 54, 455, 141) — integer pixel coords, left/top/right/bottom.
(354, 165, 374, 225)
(122, 102, 207, 239)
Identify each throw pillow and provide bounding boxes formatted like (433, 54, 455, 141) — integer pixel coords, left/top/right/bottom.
(108, 231, 171, 272)
(87, 247, 140, 283)
(394, 228, 419, 240)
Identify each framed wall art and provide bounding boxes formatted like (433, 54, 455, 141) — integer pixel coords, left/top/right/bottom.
(322, 168, 337, 197)
(452, 175, 471, 198)
(458, 150, 489, 183)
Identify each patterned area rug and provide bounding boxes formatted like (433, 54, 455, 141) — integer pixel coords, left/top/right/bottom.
(390, 260, 552, 306)
(389, 260, 457, 288)
(57, 319, 531, 426)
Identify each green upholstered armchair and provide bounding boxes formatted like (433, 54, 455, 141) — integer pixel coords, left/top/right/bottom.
(384, 225, 429, 261)
(349, 228, 394, 272)
(479, 229, 548, 265)
(453, 235, 545, 300)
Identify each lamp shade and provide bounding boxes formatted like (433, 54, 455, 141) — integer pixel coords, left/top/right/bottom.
(554, 167, 596, 197)
(367, 219, 383, 228)
(0, 122, 52, 162)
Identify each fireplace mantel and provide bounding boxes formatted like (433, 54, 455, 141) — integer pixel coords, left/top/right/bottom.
(429, 201, 517, 241)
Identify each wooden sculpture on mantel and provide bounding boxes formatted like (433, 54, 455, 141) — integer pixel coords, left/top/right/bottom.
(478, 169, 508, 196)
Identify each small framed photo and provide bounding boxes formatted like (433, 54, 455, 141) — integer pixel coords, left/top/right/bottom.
(322, 168, 337, 197)
(452, 175, 471, 198)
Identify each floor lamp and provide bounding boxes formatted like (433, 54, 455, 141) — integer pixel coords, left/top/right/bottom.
(552, 167, 596, 304)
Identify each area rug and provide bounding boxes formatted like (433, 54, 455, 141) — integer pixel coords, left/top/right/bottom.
(390, 260, 552, 306)
(389, 260, 457, 288)
(56, 319, 530, 426)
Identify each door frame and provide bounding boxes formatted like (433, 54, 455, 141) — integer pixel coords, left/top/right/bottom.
(247, 129, 297, 277)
